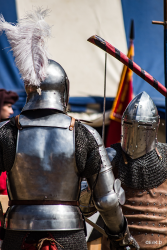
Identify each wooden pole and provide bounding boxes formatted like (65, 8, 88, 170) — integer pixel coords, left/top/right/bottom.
(152, 0, 167, 142)
(164, 0, 167, 142)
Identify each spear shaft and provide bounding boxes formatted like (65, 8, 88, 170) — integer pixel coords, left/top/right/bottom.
(102, 53, 107, 143)
(88, 35, 167, 97)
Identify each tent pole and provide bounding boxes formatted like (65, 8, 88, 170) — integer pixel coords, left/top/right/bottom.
(164, 0, 167, 143)
(152, 0, 167, 142)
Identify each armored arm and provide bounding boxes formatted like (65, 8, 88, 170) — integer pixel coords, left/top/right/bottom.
(83, 124, 139, 249)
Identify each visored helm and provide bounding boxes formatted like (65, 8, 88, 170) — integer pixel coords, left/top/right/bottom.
(121, 91, 160, 159)
(22, 59, 70, 113)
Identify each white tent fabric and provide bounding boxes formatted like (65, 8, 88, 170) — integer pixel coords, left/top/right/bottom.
(15, 0, 127, 98)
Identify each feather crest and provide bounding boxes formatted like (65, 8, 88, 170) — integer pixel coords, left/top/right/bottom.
(0, 8, 51, 86)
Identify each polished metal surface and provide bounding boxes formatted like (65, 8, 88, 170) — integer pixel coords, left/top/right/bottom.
(0, 120, 9, 129)
(5, 205, 84, 231)
(83, 124, 124, 233)
(6, 114, 84, 231)
(22, 59, 69, 113)
(8, 116, 80, 201)
(19, 112, 71, 128)
(83, 124, 111, 170)
(87, 167, 124, 233)
(121, 91, 159, 159)
(114, 179, 125, 205)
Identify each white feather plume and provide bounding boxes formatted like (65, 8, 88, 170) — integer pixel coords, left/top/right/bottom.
(0, 8, 51, 87)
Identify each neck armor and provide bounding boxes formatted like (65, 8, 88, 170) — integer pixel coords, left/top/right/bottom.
(22, 60, 70, 113)
(121, 91, 159, 159)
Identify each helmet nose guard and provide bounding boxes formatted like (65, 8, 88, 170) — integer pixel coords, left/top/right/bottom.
(22, 60, 69, 113)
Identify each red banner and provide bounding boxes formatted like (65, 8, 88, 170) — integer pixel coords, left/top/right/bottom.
(106, 42, 133, 147)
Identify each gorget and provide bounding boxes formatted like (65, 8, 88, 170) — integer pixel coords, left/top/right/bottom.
(111, 142, 167, 190)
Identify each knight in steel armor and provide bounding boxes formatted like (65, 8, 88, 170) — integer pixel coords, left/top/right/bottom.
(0, 9, 139, 250)
(107, 91, 167, 250)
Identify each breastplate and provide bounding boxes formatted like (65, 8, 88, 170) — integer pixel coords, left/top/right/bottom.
(5, 112, 84, 231)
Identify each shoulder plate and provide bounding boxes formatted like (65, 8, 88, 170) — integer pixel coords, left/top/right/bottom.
(0, 120, 10, 129)
(82, 124, 103, 146)
(82, 124, 110, 170)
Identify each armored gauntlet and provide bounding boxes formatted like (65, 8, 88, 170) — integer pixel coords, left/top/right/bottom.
(105, 217, 140, 250)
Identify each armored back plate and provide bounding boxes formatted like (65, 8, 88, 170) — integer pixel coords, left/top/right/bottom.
(7, 114, 80, 201)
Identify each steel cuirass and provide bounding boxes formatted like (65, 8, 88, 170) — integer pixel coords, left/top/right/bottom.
(5, 112, 84, 231)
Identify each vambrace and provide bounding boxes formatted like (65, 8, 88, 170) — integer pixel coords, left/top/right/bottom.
(83, 124, 125, 234)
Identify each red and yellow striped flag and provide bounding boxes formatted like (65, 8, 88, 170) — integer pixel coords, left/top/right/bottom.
(106, 41, 134, 147)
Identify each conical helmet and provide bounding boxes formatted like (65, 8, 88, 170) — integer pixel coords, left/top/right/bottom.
(121, 91, 159, 159)
(22, 59, 70, 113)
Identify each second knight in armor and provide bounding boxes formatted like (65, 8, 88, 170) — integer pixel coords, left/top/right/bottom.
(109, 91, 167, 250)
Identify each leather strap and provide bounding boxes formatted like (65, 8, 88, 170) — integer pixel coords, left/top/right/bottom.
(15, 115, 22, 130)
(122, 150, 128, 165)
(155, 147, 162, 160)
(9, 200, 79, 206)
(69, 117, 75, 131)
